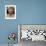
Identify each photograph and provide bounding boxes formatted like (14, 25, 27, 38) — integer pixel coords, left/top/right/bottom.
(5, 5, 16, 19)
(18, 24, 46, 46)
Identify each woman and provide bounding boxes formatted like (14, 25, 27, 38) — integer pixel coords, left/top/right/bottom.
(7, 7, 15, 17)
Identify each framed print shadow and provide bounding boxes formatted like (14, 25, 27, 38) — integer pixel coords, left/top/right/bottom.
(5, 5, 16, 19)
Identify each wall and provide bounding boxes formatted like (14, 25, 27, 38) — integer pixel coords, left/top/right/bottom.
(0, 0, 46, 44)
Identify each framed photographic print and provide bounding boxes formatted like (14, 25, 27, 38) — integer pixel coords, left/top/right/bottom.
(5, 5, 16, 19)
(18, 24, 46, 42)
